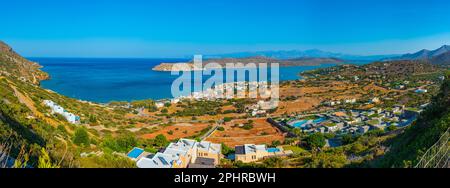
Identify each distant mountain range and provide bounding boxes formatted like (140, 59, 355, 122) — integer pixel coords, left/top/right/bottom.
(384, 45, 450, 66)
(202, 45, 450, 66)
(204, 49, 398, 61)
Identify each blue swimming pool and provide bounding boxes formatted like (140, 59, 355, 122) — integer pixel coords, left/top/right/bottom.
(267, 148, 281, 153)
(313, 117, 326, 124)
(127, 148, 144, 159)
(291, 120, 309, 128)
(291, 117, 327, 128)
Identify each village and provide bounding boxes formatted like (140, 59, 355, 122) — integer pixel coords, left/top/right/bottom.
(126, 138, 293, 168)
(273, 105, 420, 137)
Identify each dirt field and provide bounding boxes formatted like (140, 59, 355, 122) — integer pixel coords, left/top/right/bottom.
(142, 122, 211, 140)
(205, 118, 284, 147)
(275, 97, 321, 115)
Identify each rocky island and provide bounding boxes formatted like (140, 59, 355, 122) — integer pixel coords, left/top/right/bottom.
(152, 56, 344, 71)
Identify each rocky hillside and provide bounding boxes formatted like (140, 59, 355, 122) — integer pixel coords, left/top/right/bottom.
(386, 45, 450, 66)
(370, 70, 449, 167)
(0, 42, 136, 168)
(431, 51, 450, 66)
(0, 41, 49, 85)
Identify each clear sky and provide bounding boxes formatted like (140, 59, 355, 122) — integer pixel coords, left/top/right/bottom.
(2, 0, 450, 57)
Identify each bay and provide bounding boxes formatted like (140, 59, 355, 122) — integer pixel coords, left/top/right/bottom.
(32, 58, 359, 103)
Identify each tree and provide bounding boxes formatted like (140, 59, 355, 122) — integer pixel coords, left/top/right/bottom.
(271, 140, 281, 147)
(38, 148, 59, 168)
(115, 133, 138, 152)
(350, 142, 366, 154)
(305, 133, 326, 149)
(221, 143, 234, 156)
(153, 134, 169, 147)
(342, 134, 356, 145)
(73, 127, 90, 146)
(386, 125, 397, 132)
(305, 151, 347, 168)
(223, 117, 233, 122)
(263, 157, 289, 168)
(292, 128, 303, 137)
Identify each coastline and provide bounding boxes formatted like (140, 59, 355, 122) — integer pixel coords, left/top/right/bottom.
(37, 58, 362, 103)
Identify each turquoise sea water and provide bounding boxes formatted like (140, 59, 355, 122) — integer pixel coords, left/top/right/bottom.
(32, 58, 354, 103)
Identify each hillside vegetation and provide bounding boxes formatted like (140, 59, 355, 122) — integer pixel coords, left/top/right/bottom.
(369, 70, 449, 167)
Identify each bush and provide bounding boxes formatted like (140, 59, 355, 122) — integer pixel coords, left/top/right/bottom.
(271, 140, 281, 147)
(73, 127, 90, 146)
(217, 127, 225, 131)
(342, 134, 358, 145)
(240, 120, 254, 130)
(153, 134, 169, 147)
(221, 143, 234, 156)
(386, 125, 398, 132)
(223, 117, 233, 122)
(241, 124, 254, 130)
(101, 133, 138, 153)
(305, 132, 326, 149)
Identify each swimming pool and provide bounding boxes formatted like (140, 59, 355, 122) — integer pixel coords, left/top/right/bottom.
(313, 117, 326, 124)
(267, 148, 281, 153)
(127, 148, 144, 159)
(291, 120, 309, 128)
(290, 117, 327, 128)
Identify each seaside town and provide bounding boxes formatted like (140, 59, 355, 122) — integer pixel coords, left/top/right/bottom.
(119, 61, 443, 168)
(0, 39, 448, 169)
(125, 96, 423, 168)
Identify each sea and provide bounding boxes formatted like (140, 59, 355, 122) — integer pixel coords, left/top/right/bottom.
(30, 58, 365, 103)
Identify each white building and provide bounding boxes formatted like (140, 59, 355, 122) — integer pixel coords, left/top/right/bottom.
(344, 99, 357, 104)
(43, 100, 80, 124)
(155, 102, 165, 108)
(370, 97, 380, 103)
(136, 139, 222, 168)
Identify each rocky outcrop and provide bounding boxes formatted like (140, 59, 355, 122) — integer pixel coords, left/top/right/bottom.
(152, 56, 344, 72)
(0, 41, 49, 85)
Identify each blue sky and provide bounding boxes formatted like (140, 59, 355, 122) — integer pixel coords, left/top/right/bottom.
(2, 0, 450, 57)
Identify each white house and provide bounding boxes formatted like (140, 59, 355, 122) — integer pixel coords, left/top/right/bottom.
(155, 102, 165, 108)
(43, 100, 80, 124)
(370, 97, 380, 103)
(135, 139, 222, 168)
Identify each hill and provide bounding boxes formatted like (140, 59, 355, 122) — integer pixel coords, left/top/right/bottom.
(386, 45, 450, 65)
(0, 42, 137, 168)
(369, 70, 449, 167)
(431, 51, 450, 66)
(204, 49, 397, 61)
(0, 41, 49, 85)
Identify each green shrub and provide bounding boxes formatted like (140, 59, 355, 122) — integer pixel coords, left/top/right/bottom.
(73, 127, 90, 146)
